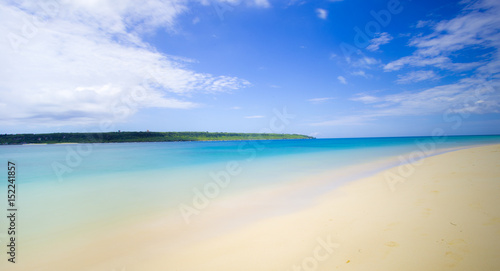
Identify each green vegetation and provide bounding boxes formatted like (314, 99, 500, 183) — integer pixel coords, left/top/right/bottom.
(0, 131, 314, 145)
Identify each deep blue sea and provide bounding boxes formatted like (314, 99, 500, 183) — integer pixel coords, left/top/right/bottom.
(1, 135, 500, 240)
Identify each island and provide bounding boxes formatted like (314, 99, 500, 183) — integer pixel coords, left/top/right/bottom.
(0, 131, 315, 145)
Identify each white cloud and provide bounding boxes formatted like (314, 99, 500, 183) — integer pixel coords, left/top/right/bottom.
(385, 0, 500, 73)
(315, 77, 500, 126)
(337, 76, 347, 84)
(245, 115, 265, 119)
(252, 0, 271, 8)
(366, 32, 393, 52)
(205, 0, 271, 8)
(351, 94, 379, 104)
(348, 56, 380, 69)
(372, 79, 497, 115)
(351, 70, 371, 78)
(369, 79, 499, 116)
(316, 0, 500, 127)
(384, 54, 483, 72)
(316, 8, 328, 20)
(396, 70, 441, 84)
(286, 0, 307, 7)
(415, 20, 433, 28)
(385, 56, 448, 71)
(0, 1, 251, 127)
(311, 115, 373, 126)
(230, 106, 242, 110)
(308, 97, 335, 103)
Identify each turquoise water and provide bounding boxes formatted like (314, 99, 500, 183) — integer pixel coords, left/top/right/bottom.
(1, 135, 500, 238)
(3, 135, 500, 184)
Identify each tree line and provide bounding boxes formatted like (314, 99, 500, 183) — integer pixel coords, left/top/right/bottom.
(0, 131, 314, 145)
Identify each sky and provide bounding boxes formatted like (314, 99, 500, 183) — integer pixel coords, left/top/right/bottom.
(1, 0, 499, 138)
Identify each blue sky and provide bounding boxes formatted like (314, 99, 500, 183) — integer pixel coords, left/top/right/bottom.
(1, 0, 499, 138)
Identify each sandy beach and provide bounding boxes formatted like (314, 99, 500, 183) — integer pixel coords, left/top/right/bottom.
(130, 143, 500, 271)
(6, 144, 500, 271)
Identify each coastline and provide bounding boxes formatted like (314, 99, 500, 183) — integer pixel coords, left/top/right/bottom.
(10, 138, 313, 146)
(138, 143, 500, 270)
(4, 144, 500, 270)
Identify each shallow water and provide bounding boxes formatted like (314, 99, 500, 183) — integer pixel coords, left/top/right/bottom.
(1, 135, 500, 250)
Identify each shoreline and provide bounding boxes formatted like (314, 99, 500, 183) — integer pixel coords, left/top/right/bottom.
(10, 138, 313, 146)
(138, 143, 500, 270)
(4, 144, 500, 270)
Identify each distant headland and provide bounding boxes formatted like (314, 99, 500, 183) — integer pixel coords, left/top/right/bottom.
(0, 131, 315, 145)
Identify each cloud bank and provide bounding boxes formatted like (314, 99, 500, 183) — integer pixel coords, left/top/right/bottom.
(0, 0, 251, 127)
